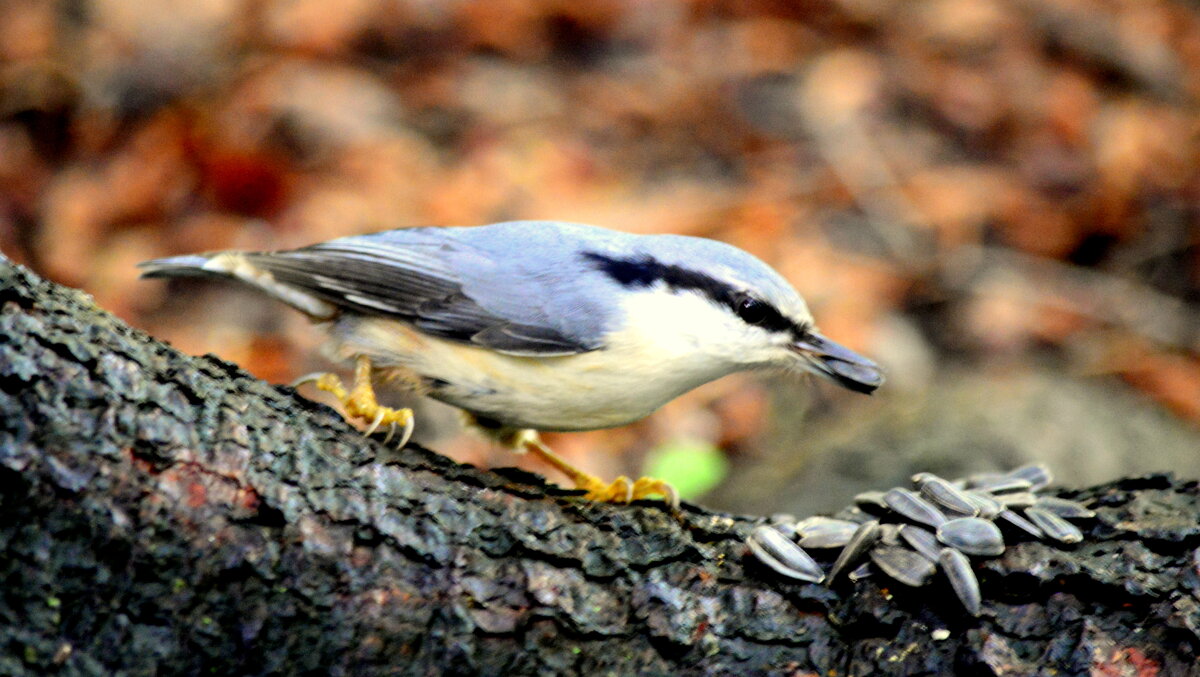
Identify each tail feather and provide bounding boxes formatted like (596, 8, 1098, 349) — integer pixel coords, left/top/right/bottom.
(137, 254, 222, 279)
(138, 252, 337, 319)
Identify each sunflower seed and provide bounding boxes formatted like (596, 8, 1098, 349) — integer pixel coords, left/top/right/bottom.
(939, 548, 982, 617)
(848, 562, 874, 582)
(1008, 463, 1052, 491)
(937, 517, 1005, 556)
(1033, 496, 1095, 519)
(911, 472, 958, 487)
(920, 476, 979, 516)
(997, 509, 1044, 538)
(995, 492, 1038, 508)
(1024, 507, 1083, 544)
(963, 490, 1005, 518)
(794, 516, 827, 531)
(879, 523, 903, 546)
(747, 525, 825, 583)
(883, 488, 948, 528)
(871, 545, 937, 587)
(768, 514, 798, 539)
(796, 517, 860, 549)
(898, 525, 942, 562)
(829, 520, 881, 582)
(854, 490, 889, 512)
(977, 477, 1034, 494)
(835, 506, 876, 524)
(966, 472, 1033, 494)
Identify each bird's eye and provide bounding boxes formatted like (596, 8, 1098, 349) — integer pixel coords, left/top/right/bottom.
(735, 295, 769, 325)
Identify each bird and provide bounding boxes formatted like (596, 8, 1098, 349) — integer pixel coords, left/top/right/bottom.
(139, 220, 884, 507)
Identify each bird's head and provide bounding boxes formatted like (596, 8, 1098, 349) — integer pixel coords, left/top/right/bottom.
(583, 236, 884, 395)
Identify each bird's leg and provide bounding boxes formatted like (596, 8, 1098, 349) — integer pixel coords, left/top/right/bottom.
(511, 430, 680, 509)
(292, 355, 414, 448)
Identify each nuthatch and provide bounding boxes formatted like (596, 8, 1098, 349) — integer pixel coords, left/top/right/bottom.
(139, 221, 884, 506)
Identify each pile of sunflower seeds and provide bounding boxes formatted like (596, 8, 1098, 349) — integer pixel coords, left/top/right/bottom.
(744, 464, 1096, 616)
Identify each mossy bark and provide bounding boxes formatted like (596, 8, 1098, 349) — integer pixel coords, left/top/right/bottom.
(2, 257, 1199, 676)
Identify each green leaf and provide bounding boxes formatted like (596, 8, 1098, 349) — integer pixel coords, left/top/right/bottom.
(642, 439, 729, 499)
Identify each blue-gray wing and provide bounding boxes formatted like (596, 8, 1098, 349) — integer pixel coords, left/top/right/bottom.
(245, 226, 607, 356)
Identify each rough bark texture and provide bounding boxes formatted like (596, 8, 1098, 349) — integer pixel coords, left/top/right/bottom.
(2, 256, 1200, 676)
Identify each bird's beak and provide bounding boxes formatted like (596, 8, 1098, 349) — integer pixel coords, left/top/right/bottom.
(790, 331, 884, 394)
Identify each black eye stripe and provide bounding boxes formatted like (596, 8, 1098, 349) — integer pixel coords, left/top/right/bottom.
(582, 252, 798, 335)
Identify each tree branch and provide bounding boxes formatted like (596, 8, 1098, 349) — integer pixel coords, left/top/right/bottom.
(2, 257, 1198, 675)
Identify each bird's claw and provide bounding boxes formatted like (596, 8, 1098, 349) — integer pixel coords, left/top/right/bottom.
(578, 474, 680, 510)
(356, 405, 413, 448)
(292, 358, 415, 449)
(380, 415, 415, 449)
(290, 372, 326, 389)
(364, 409, 386, 437)
(396, 415, 415, 448)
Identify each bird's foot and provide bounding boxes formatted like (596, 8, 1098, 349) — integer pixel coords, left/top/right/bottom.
(575, 474, 680, 509)
(292, 355, 414, 448)
(516, 432, 680, 509)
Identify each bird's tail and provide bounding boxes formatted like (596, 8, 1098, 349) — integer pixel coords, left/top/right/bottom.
(138, 253, 226, 280)
(138, 252, 337, 319)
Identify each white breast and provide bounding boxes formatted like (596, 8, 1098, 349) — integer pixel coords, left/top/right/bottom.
(328, 286, 751, 431)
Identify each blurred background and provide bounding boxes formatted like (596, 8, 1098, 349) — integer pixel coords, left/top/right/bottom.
(2, 0, 1198, 517)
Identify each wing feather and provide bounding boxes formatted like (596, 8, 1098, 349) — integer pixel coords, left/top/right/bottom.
(245, 231, 597, 355)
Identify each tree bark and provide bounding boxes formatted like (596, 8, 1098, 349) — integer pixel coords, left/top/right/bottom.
(2, 256, 1199, 676)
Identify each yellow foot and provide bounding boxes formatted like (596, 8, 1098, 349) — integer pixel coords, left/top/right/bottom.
(575, 474, 680, 509)
(293, 355, 415, 448)
(515, 432, 680, 509)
